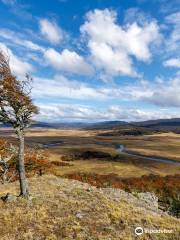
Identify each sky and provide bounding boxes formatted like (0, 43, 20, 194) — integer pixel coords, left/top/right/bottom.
(0, 0, 180, 122)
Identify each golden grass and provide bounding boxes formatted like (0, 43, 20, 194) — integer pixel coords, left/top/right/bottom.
(0, 175, 179, 240)
(118, 133, 180, 161)
(47, 154, 180, 178)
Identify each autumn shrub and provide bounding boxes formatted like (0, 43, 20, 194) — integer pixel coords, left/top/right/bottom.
(0, 139, 51, 180)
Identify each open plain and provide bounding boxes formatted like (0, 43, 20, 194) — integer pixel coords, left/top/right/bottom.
(1, 128, 180, 177)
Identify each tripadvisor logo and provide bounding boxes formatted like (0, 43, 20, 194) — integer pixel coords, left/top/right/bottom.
(135, 227, 144, 236)
(135, 226, 173, 236)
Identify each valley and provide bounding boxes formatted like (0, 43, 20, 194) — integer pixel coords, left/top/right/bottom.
(1, 127, 180, 177)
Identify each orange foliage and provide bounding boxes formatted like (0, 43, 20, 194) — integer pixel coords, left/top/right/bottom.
(65, 172, 180, 210)
(0, 138, 51, 179)
(65, 172, 180, 191)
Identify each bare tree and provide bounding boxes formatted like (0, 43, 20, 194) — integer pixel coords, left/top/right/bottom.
(0, 142, 18, 184)
(0, 50, 38, 198)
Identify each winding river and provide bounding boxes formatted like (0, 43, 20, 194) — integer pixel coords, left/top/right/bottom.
(116, 144, 180, 166)
(41, 140, 180, 166)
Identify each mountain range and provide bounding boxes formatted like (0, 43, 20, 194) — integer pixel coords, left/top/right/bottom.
(1, 118, 180, 132)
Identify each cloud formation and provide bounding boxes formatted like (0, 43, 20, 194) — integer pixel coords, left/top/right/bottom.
(142, 75, 180, 107)
(0, 4, 179, 123)
(32, 73, 180, 108)
(36, 103, 180, 122)
(0, 28, 45, 52)
(165, 11, 180, 53)
(44, 48, 93, 75)
(163, 58, 180, 68)
(39, 19, 63, 44)
(81, 9, 161, 78)
(33, 75, 108, 100)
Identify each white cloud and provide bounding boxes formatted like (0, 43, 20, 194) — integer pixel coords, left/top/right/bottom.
(124, 8, 151, 25)
(0, 42, 33, 76)
(36, 103, 180, 122)
(102, 74, 180, 108)
(32, 72, 180, 108)
(107, 106, 179, 121)
(44, 48, 93, 75)
(142, 76, 180, 107)
(165, 11, 180, 52)
(33, 75, 107, 100)
(163, 58, 180, 68)
(165, 11, 180, 26)
(39, 19, 63, 44)
(80, 9, 161, 78)
(0, 29, 45, 52)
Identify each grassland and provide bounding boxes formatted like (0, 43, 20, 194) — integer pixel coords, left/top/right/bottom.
(114, 132, 180, 162)
(0, 128, 180, 178)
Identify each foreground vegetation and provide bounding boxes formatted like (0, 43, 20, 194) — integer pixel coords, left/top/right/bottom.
(1, 136, 180, 219)
(0, 174, 179, 240)
(65, 172, 180, 218)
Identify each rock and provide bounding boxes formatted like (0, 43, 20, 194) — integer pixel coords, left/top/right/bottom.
(1, 193, 17, 202)
(138, 192, 158, 209)
(76, 212, 85, 219)
(86, 187, 92, 192)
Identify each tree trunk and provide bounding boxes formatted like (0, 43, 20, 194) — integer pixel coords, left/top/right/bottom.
(17, 129, 29, 198)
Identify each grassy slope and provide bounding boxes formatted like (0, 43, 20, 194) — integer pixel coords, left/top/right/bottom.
(0, 175, 179, 240)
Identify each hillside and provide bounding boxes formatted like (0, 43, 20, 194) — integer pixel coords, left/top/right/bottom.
(0, 121, 91, 129)
(88, 118, 180, 134)
(86, 121, 129, 130)
(1, 118, 180, 134)
(0, 175, 179, 240)
(132, 118, 180, 133)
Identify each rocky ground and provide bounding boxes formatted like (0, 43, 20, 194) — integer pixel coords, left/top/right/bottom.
(0, 175, 179, 240)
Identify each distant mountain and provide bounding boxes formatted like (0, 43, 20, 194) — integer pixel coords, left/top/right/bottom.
(131, 118, 180, 133)
(85, 118, 180, 134)
(85, 121, 129, 130)
(132, 118, 180, 128)
(1, 118, 180, 133)
(32, 121, 91, 128)
(0, 121, 91, 129)
(0, 120, 128, 129)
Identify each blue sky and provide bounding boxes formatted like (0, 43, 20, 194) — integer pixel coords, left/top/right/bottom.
(0, 0, 180, 122)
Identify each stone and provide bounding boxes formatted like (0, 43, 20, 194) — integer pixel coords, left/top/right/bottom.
(138, 192, 158, 209)
(76, 212, 85, 219)
(1, 193, 17, 202)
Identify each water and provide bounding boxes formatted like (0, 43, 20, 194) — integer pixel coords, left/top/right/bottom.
(42, 141, 64, 148)
(116, 144, 180, 166)
(40, 140, 180, 166)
